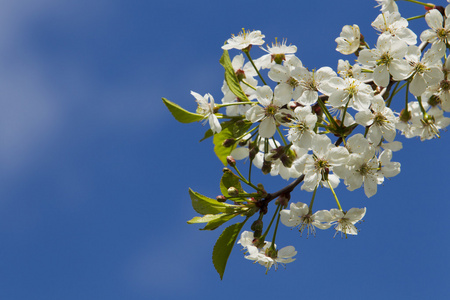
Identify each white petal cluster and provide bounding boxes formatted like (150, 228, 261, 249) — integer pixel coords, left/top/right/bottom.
(237, 231, 296, 273)
(180, 1, 450, 273)
(280, 202, 367, 237)
(335, 25, 361, 55)
(191, 91, 221, 133)
(280, 202, 332, 236)
(222, 29, 265, 50)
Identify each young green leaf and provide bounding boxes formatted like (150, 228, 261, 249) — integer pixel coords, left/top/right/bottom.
(187, 213, 238, 230)
(162, 97, 204, 123)
(189, 188, 240, 215)
(199, 128, 213, 142)
(212, 221, 246, 280)
(220, 170, 244, 196)
(219, 50, 249, 102)
(213, 120, 252, 165)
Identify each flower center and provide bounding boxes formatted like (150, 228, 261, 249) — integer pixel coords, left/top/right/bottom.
(378, 53, 392, 66)
(357, 162, 371, 176)
(346, 83, 358, 96)
(437, 28, 449, 42)
(288, 77, 300, 88)
(413, 62, 427, 75)
(265, 104, 278, 116)
(440, 79, 450, 92)
(373, 112, 387, 126)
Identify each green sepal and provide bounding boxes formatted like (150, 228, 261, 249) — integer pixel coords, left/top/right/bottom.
(213, 119, 252, 165)
(219, 50, 249, 102)
(220, 170, 245, 197)
(162, 97, 204, 123)
(212, 221, 246, 280)
(189, 188, 240, 215)
(187, 213, 237, 230)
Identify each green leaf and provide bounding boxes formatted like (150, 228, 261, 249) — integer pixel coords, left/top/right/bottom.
(199, 128, 213, 142)
(219, 50, 249, 102)
(162, 97, 204, 123)
(213, 120, 252, 165)
(213, 221, 246, 280)
(189, 188, 239, 215)
(220, 170, 244, 196)
(201, 214, 237, 230)
(187, 213, 238, 230)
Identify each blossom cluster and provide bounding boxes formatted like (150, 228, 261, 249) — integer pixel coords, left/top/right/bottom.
(170, 0, 450, 275)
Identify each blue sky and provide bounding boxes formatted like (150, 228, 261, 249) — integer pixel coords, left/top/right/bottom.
(0, 0, 448, 299)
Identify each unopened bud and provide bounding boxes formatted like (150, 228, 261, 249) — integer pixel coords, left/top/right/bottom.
(268, 146, 285, 161)
(280, 154, 293, 168)
(289, 101, 304, 110)
(312, 102, 322, 116)
(251, 219, 263, 232)
(216, 195, 227, 202)
(226, 156, 236, 167)
(426, 5, 445, 16)
(261, 160, 272, 175)
(275, 193, 290, 208)
(257, 183, 267, 197)
(249, 142, 258, 161)
(223, 138, 236, 147)
(238, 139, 248, 147)
(227, 187, 239, 196)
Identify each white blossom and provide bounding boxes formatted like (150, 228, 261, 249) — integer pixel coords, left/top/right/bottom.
(372, 11, 417, 45)
(222, 29, 265, 50)
(355, 95, 397, 144)
(335, 25, 361, 55)
(358, 34, 409, 87)
(420, 9, 450, 49)
(280, 202, 333, 236)
(256, 38, 297, 69)
(191, 91, 221, 133)
(330, 208, 366, 237)
(326, 77, 374, 111)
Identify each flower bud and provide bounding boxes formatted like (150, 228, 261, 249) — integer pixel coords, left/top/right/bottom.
(426, 5, 445, 15)
(275, 193, 290, 208)
(251, 219, 263, 232)
(222, 138, 236, 147)
(257, 183, 267, 198)
(280, 154, 293, 168)
(238, 139, 248, 147)
(216, 195, 227, 202)
(268, 146, 285, 161)
(226, 156, 236, 167)
(312, 102, 322, 117)
(227, 187, 239, 196)
(261, 160, 272, 175)
(249, 142, 258, 161)
(288, 101, 303, 110)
